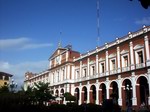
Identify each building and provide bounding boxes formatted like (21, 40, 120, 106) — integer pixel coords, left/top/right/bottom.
(24, 25, 150, 110)
(0, 71, 13, 87)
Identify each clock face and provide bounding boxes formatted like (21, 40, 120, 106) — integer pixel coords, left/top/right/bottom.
(56, 56, 60, 63)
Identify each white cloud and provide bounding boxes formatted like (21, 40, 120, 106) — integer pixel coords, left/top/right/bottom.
(21, 43, 53, 50)
(0, 61, 49, 88)
(135, 17, 150, 25)
(0, 37, 30, 49)
(0, 37, 53, 51)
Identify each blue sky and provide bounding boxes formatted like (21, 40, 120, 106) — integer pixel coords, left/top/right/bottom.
(0, 0, 150, 88)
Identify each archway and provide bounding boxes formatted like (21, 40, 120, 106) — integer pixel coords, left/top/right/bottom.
(60, 89, 64, 104)
(75, 88, 80, 104)
(90, 85, 96, 103)
(137, 76, 149, 106)
(110, 81, 119, 104)
(55, 89, 59, 97)
(122, 79, 132, 107)
(100, 83, 106, 102)
(82, 86, 87, 103)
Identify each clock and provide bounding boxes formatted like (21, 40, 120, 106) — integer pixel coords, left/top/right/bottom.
(56, 56, 60, 63)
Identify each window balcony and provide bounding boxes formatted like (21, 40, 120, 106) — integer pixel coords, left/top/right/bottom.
(110, 69, 117, 75)
(136, 63, 145, 69)
(122, 66, 130, 72)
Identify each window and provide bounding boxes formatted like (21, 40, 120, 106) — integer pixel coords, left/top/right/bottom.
(138, 51, 144, 63)
(123, 56, 128, 67)
(111, 59, 116, 70)
(76, 70, 79, 79)
(57, 72, 59, 82)
(83, 68, 87, 77)
(99, 62, 105, 73)
(91, 65, 95, 75)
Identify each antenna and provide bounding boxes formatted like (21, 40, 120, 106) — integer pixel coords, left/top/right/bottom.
(96, 0, 100, 47)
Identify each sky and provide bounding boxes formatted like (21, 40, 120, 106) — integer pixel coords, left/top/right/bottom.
(0, 0, 150, 88)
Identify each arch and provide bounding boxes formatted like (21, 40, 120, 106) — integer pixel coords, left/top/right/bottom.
(99, 83, 107, 102)
(55, 89, 59, 97)
(90, 85, 96, 103)
(122, 79, 132, 107)
(110, 81, 119, 104)
(60, 89, 64, 96)
(136, 76, 149, 106)
(82, 86, 87, 103)
(75, 88, 80, 104)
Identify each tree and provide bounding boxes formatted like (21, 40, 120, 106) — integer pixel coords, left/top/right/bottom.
(33, 82, 52, 105)
(64, 92, 76, 102)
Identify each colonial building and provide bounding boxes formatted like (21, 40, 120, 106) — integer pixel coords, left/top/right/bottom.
(24, 25, 150, 110)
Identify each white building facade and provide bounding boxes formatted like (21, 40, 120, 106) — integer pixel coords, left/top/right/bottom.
(24, 26, 150, 110)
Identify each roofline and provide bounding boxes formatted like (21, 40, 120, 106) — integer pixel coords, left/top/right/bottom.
(74, 25, 150, 62)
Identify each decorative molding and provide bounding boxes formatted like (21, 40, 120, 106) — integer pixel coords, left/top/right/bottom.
(133, 44, 144, 50)
(109, 53, 116, 58)
(120, 50, 129, 55)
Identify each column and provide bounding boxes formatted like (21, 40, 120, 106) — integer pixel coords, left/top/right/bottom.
(80, 61, 82, 78)
(129, 41, 135, 70)
(144, 35, 150, 66)
(96, 83, 99, 104)
(117, 47, 121, 73)
(87, 58, 90, 77)
(106, 51, 109, 75)
(72, 66, 75, 80)
(79, 86, 82, 105)
(131, 73, 137, 106)
(67, 65, 70, 79)
(64, 66, 67, 80)
(87, 82, 90, 103)
(106, 78, 110, 99)
(118, 75, 122, 106)
(90, 90, 93, 103)
(96, 55, 99, 75)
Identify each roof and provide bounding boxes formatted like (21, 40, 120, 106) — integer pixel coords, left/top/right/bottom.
(0, 71, 13, 77)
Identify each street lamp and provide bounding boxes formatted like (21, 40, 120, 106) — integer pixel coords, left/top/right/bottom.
(9, 79, 17, 92)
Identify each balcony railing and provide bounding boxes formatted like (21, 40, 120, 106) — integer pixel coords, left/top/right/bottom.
(122, 66, 130, 72)
(110, 69, 117, 75)
(136, 63, 145, 69)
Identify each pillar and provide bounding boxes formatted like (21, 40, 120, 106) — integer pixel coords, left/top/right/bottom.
(118, 78, 123, 106)
(87, 58, 90, 77)
(96, 84, 99, 104)
(144, 35, 150, 66)
(132, 74, 137, 106)
(129, 41, 135, 70)
(87, 85, 90, 103)
(117, 47, 121, 73)
(106, 51, 109, 75)
(96, 55, 99, 75)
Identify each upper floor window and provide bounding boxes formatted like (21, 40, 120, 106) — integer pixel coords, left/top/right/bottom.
(122, 55, 129, 67)
(99, 62, 105, 73)
(76, 70, 80, 79)
(137, 51, 144, 63)
(83, 68, 87, 77)
(90, 65, 95, 75)
(110, 59, 116, 70)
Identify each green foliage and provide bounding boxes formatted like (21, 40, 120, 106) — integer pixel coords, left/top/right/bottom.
(0, 85, 9, 93)
(64, 92, 76, 102)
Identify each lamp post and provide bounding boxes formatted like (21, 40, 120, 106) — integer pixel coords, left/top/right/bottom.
(9, 79, 17, 93)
